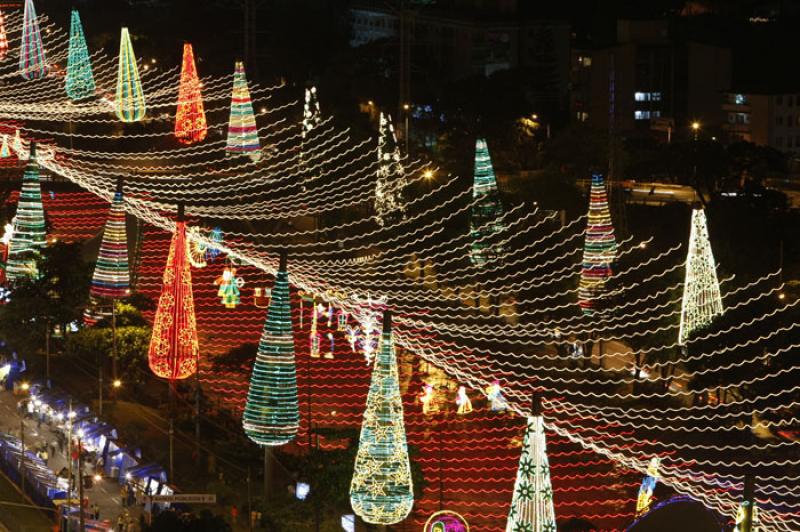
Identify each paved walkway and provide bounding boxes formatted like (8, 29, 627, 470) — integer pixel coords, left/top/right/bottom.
(0, 389, 140, 531)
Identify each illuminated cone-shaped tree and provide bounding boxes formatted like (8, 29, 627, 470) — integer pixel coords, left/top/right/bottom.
(733, 476, 758, 532)
(506, 396, 556, 532)
(225, 61, 260, 155)
(350, 310, 414, 525)
(89, 180, 129, 299)
(242, 251, 300, 446)
(174, 43, 207, 145)
(64, 9, 95, 101)
(302, 86, 321, 139)
(0, 135, 9, 158)
(678, 208, 723, 344)
(470, 138, 505, 266)
(578, 173, 616, 315)
(147, 206, 200, 380)
(6, 144, 46, 282)
(18, 0, 47, 80)
(0, 8, 8, 61)
(374, 112, 406, 226)
(115, 28, 146, 123)
(635, 457, 661, 517)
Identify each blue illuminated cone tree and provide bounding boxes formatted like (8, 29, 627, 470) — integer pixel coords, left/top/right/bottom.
(6, 143, 46, 282)
(470, 138, 505, 266)
(506, 396, 557, 532)
(578, 173, 616, 315)
(242, 251, 300, 446)
(65, 9, 95, 101)
(18, 0, 47, 80)
(350, 310, 414, 525)
(115, 28, 146, 122)
(678, 208, 723, 344)
(225, 61, 260, 155)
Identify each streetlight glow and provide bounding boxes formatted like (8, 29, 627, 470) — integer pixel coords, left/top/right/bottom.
(113, 379, 122, 388)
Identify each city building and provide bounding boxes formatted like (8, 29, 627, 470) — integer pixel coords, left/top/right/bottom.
(721, 91, 800, 155)
(349, 1, 570, 114)
(586, 19, 731, 139)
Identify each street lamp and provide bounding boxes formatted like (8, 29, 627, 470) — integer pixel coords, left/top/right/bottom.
(402, 103, 411, 155)
(691, 121, 701, 140)
(112, 379, 122, 389)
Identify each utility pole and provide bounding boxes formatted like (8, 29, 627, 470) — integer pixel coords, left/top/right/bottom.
(78, 436, 85, 532)
(741, 474, 756, 532)
(67, 401, 73, 511)
(195, 372, 201, 463)
(169, 418, 174, 483)
(247, 467, 253, 532)
(98, 365, 103, 417)
(19, 418, 25, 499)
(263, 447, 270, 504)
(111, 299, 118, 393)
(45, 318, 50, 383)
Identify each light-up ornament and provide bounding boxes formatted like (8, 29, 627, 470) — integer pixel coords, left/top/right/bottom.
(215, 266, 244, 308)
(374, 112, 406, 226)
(64, 9, 95, 101)
(6, 144, 46, 282)
(147, 206, 200, 380)
(0, 8, 7, 61)
(253, 287, 270, 309)
(337, 310, 348, 331)
(350, 311, 414, 525)
(635, 457, 660, 517)
(242, 251, 300, 446)
(419, 383, 436, 415)
(325, 332, 335, 359)
(174, 42, 207, 145)
(505, 397, 556, 532)
(470, 138, 505, 266)
(486, 380, 507, 412)
(12, 130, 22, 154)
(456, 386, 472, 415)
(424, 511, 469, 532)
(225, 61, 260, 157)
(578, 173, 616, 315)
(186, 228, 208, 269)
(345, 325, 360, 352)
(310, 333, 320, 359)
(678, 208, 724, 344)
(18, 0, 48, 80)
(115, 28, 146, 122)
(206, 227, 223, 260)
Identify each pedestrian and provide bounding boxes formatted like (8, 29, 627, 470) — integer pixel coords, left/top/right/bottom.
(40, 448, 48, 465)
(116, 514, 125, 532)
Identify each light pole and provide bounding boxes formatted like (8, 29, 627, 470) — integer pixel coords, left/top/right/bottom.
(402, 103, 410, 155)
(77, 430, 85, 532)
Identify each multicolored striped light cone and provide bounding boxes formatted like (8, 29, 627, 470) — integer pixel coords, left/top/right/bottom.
(578, 173, 616, 315)
(225, 61, 260, 155)
(65, 9, 95, 101)
(18, 0, 48, 80)
(115, 28, 146, 122)
(6, 143, 46, 281)
(470, 138, 505, 266)
(89, 181, 130, 299)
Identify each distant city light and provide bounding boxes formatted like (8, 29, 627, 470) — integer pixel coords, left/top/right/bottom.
(295, 481, 310, 500)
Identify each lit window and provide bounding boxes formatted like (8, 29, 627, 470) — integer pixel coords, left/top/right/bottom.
(634, 92, 662, 102)
(635, 110, 650, 120)
(635, 92, 646, 102)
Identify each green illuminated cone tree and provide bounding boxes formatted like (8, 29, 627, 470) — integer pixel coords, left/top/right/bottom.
(506, 397, 557, 532)
(115, 27, 146, 122)
(678, 208, 723, 344)
(65, 9, 95, 101)
(470, 138, 505, 266)
(6, 143, 46, 282)
(242, 251, 299, 446)
(350, 310, 414, 525)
